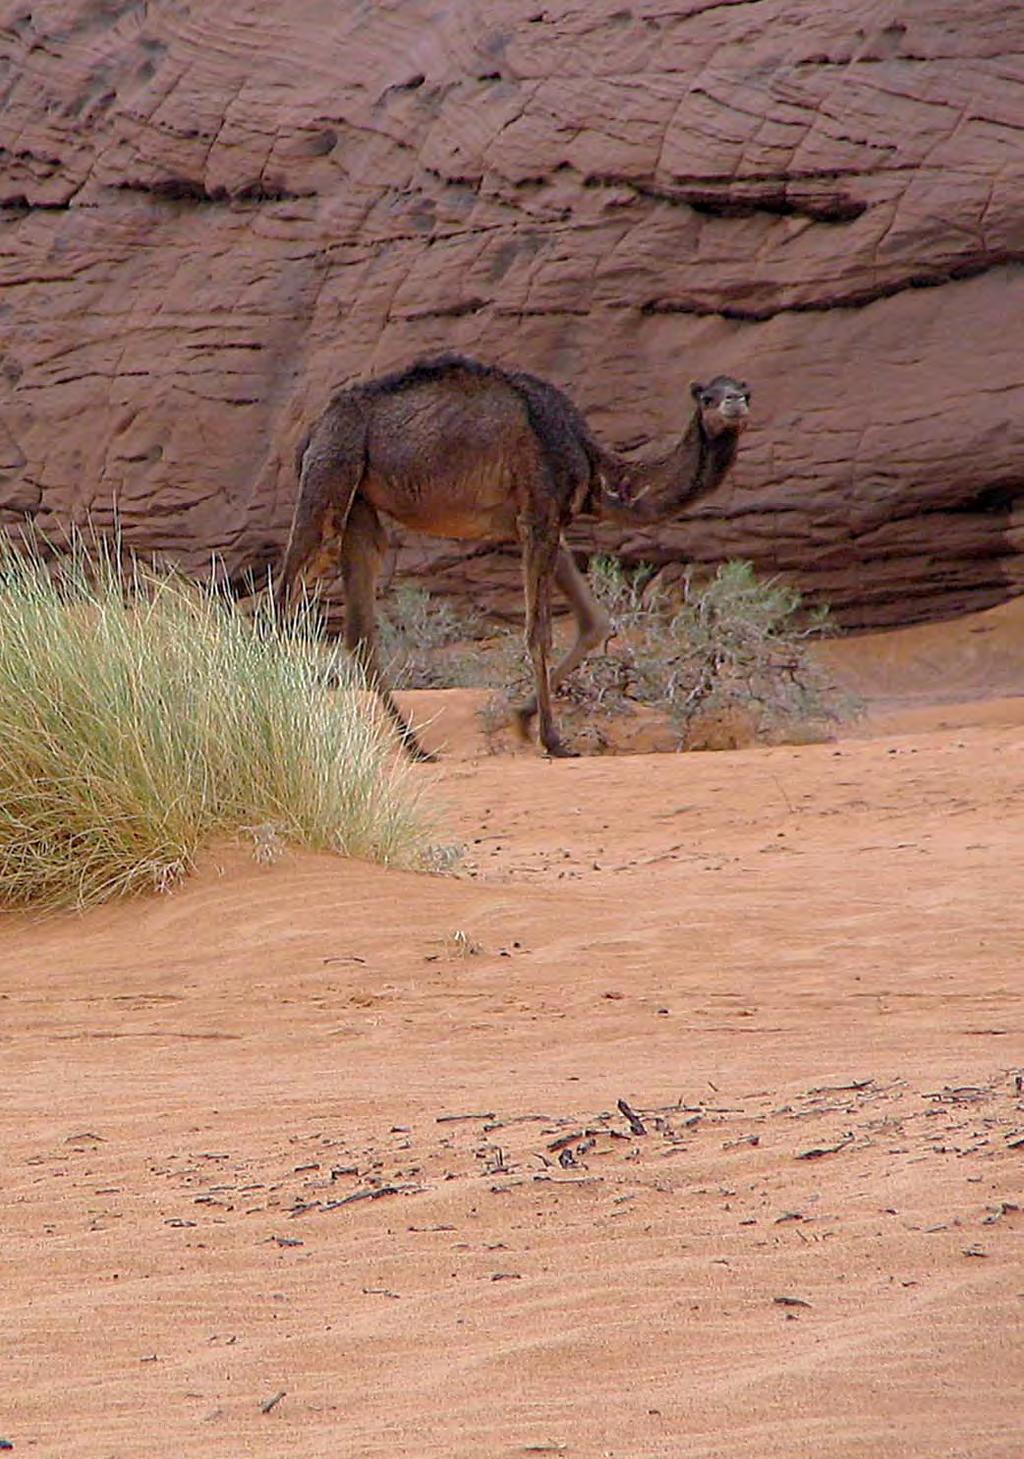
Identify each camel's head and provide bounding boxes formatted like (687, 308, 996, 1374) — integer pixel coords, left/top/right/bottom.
(691, 376, 751, 437)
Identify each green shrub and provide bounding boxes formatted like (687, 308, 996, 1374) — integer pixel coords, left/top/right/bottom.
(0, 540, 430, 909)
(579, 556, 854, 741)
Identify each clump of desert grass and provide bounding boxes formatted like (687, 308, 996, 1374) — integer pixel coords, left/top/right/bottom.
(0, 538, 431, 911)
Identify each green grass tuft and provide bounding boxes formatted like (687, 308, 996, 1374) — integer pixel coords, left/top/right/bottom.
(0, 540, 431, 910)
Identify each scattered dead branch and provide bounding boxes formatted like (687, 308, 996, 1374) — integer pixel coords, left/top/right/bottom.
(617, 1098, 647, 1136)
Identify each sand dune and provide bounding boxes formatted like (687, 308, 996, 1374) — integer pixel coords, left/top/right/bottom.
(2, 607, 1022, 1457)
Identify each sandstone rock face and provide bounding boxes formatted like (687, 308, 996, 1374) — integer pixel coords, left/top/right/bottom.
(1, 0, 1022, 628)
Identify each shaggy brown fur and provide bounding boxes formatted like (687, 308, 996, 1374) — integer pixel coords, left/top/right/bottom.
(276, 354, 750, 759)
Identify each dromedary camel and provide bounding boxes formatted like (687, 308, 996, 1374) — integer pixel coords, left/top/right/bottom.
(276, 353, 751, 760)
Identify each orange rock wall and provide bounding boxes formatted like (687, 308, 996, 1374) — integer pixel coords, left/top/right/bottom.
(2, 0, 1023, 626)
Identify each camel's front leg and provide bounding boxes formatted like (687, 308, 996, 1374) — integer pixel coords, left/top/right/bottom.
(514, 543, 611, 738)
(518, 519, 576, 758)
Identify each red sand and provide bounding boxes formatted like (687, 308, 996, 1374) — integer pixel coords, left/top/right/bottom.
(2, 604, 1022, 1458)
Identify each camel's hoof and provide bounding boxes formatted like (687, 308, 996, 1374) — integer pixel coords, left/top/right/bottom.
(542, 741, 579, 760)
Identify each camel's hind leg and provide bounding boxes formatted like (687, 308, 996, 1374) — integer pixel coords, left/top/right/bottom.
(341, 497, 436, 764)
(275, 407, 365, 616)
(518, 514, 575, 758)
(513, 543, 611, 739)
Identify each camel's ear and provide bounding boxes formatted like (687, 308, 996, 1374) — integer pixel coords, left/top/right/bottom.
(690, 381, 705, 402)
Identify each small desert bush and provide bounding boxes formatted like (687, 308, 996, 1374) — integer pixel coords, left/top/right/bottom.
(0, 540, 430, 910)
(574, 556, 853, 742)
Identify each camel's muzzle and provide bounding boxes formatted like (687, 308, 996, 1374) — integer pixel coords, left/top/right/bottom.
(719, 396, 749, 420)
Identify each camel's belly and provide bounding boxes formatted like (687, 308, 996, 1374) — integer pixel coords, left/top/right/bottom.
(364, 471, 520, 543)
(390, 508, 515, 541)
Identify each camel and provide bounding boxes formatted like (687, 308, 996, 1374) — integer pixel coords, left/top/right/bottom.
(276, 353, 751, 760)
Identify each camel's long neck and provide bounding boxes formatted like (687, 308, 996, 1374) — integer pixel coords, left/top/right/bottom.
(599, 411, 738, 525)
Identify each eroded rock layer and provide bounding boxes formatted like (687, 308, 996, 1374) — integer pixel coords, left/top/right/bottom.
(2, 0, 1022, 626)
